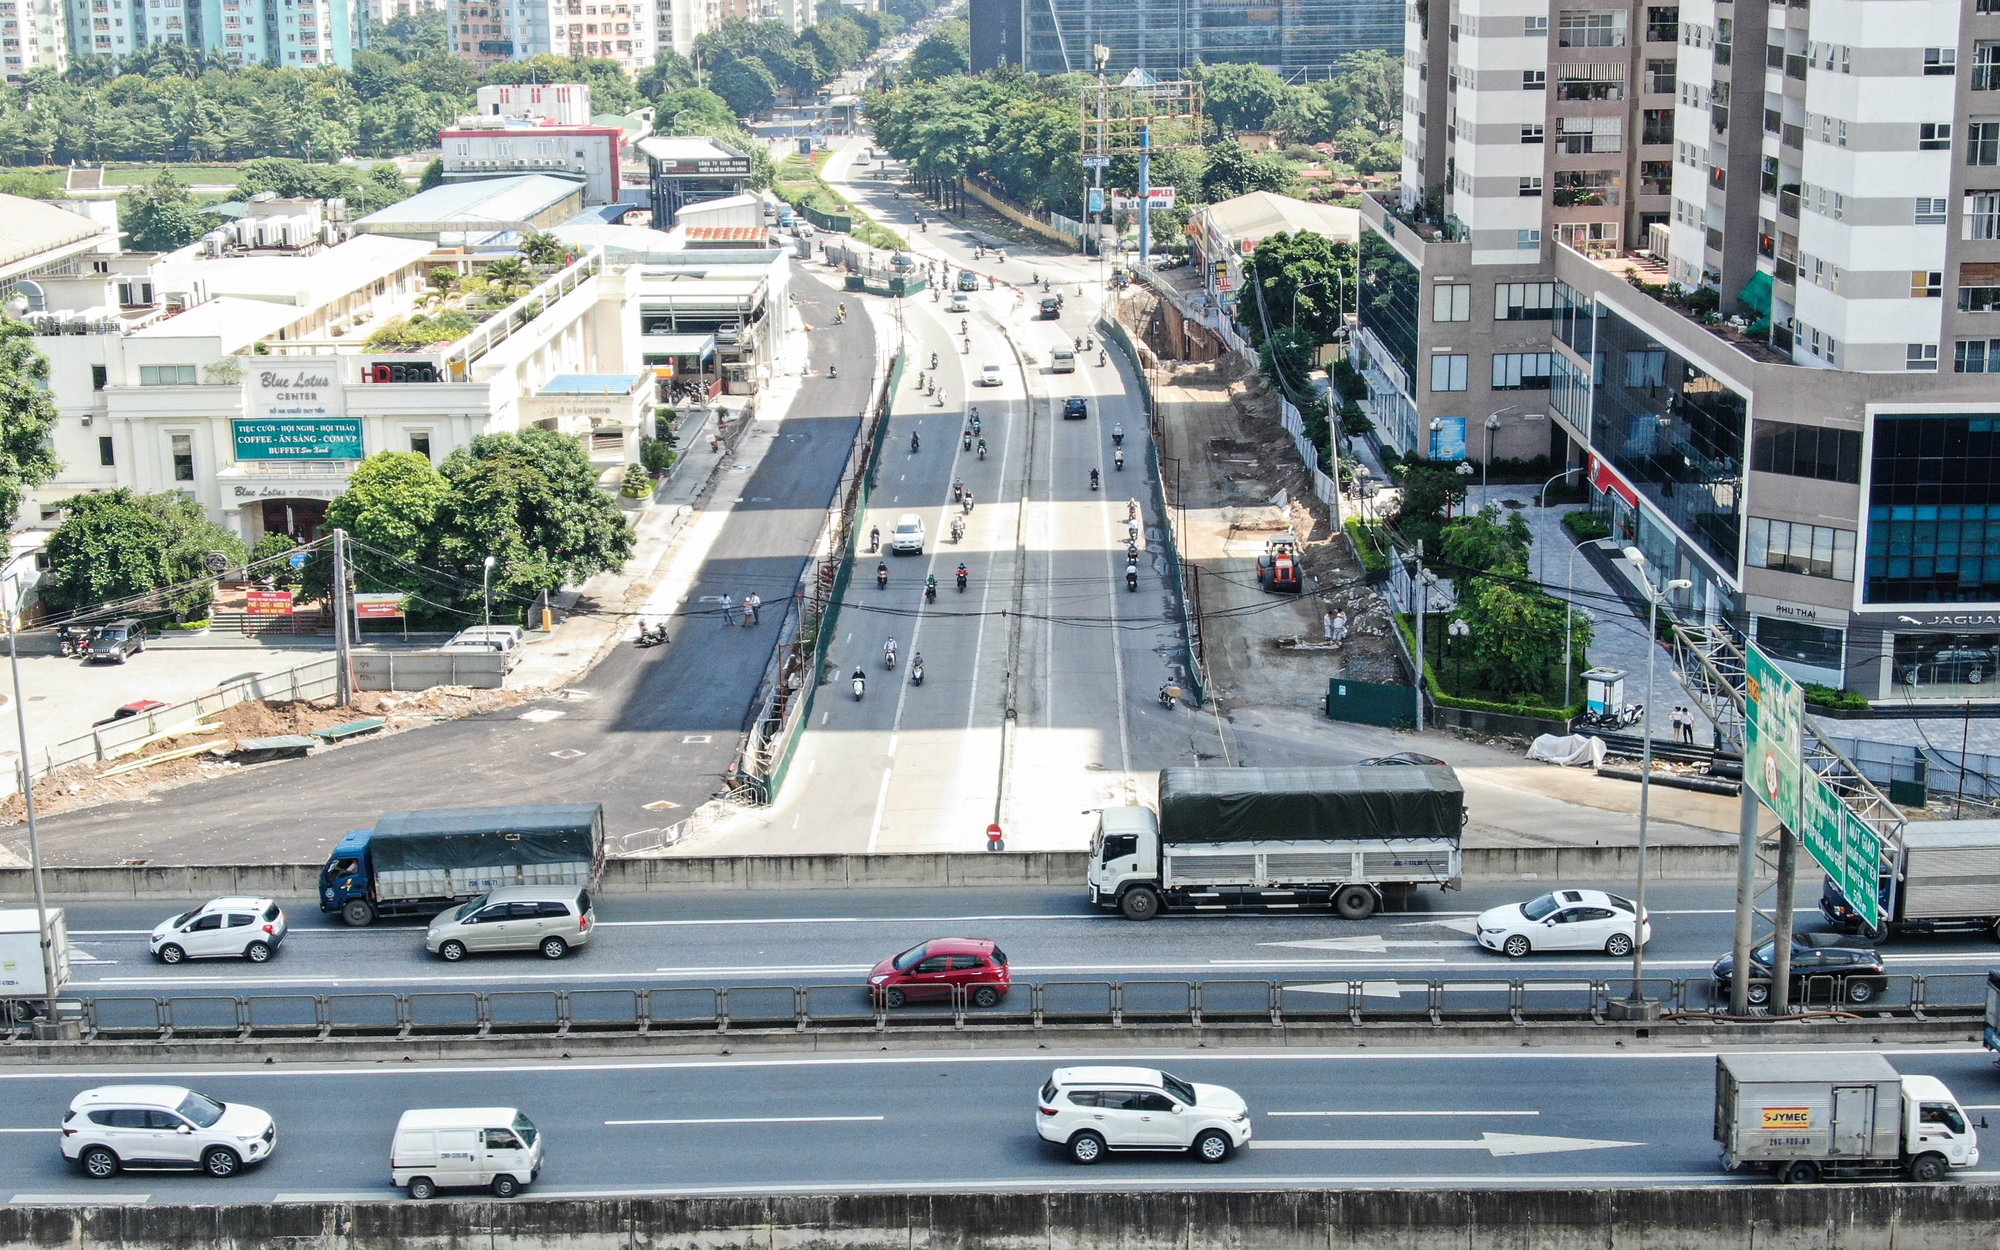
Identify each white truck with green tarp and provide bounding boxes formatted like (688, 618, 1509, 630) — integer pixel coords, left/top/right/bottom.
(1087, 766, 1465, 921)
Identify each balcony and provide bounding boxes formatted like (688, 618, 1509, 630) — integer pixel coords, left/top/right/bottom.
(1782, 122, 1804, 149)
(1778, 186, 1800, 218)
(1975, 63, 2000, 91)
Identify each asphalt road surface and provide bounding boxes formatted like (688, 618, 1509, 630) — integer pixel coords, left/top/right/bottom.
(44, 881, 1998, 1007)
(3, 1044, 1997, 1202)
(25, 272, 876, 866)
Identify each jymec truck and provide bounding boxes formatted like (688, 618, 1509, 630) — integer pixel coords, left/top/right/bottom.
(1716, 1052, 1978, 1184)
(320, 804, 606, 927)
(1088, 766, 1465, 921)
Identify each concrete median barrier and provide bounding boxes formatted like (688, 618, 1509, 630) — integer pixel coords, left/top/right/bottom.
(0, 1184, 1993, 1249)
(1, 846, 1769, 902)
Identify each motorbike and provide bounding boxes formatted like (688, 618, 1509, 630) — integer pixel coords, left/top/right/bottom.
(1579, 703, 1646, 730)
(876, 563, 889, 590)
(911, 656, 925, 686)
(962, 430, 972, 451)
(924, 578, 937, 604)
(961, 337, 970, 354)
(935, 389, 945, 407)
(926, 381, 936, 397)
(1114, 450, 1125, 471)
(952, 479, 964, 502)
(956, 566, 968, 592)
(1085, 336, 1094, 351)
(960, 320, 968, 335)
(976, 439, 987, 460)
(910, 432, 921, 454)
(969, 415, 981, 435)
(917, 371, 927, 391)
(635, 621, 671, 648)
(58, 628, 87, 658)
(1112, 425, 1124, 446)
(853, 672, 867, 701)
(1126, 565, 1139, 592)
(884, 641, 898, 669)
(1089, 469, 1100, 491)
(930, 352, 939, 369)
(1158, 682, 1181, 709)
(961, 493, 975, 515)
(950, 516, 965, 542)
(1099, 351, 1107, 367)
(869, 525, 880, 552)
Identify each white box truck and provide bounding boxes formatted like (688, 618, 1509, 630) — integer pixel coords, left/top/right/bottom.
(0, 908, 68, 1023)
(1821, 820, 2000, 939)
(1715, 1052, 1979, 1184)
(1088, 766, 1465, 921)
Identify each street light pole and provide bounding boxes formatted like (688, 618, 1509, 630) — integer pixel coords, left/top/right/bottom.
(1482, 403, 1523, 498)
(3, 567, 61, 1035)
(1562, 536, 1600, 709)
(1618, 546, 1690, 1018)
(482, 555, 497, 628)
(1535, 465, 1586, 585)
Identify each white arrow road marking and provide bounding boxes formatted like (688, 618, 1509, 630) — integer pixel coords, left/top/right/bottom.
(1260, 936, 1475, 954)
(1268, 1110, 1540, 1118)
(1252, 1132, 1645, 1157)
(1398, 917, 1481, 936)
(1282, 981, 1411, 999)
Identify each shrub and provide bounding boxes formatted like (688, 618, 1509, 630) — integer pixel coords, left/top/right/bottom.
(1803, 682, 1871, 710)
(1563, 510, 1611, 541)
(620, 463, 653, 499)
(1345, 519, 1390, 572)
(1339, 401, 1373, 437)
(640, 436, 677, 476)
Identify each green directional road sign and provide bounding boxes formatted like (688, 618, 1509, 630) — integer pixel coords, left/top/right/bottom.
(1744, 644, 1803, 829)
(1798, 768, 1882, 929)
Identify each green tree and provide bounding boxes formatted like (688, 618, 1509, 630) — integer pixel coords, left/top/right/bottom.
(653, 86, 737, 131)
(907, 19, 969, 80)
(1241, 230, 1354, 345)
(711, 56, 780, 117)
(1440, 505, 1532, 573)
(1197, 61, 1288, 134)
(369, 10, 450, 60)
(1269, 87, 1336, 145)
(1392, 464, 1466, 554)
(311, 450, 454, 605)
(121, 170, 202, 253)
(39, 490, 245, 621)
(363, 161, 411, 210)
(519, 231, 568, 266)
(437, 429, 633, 617)
(249, 531, 303, 590)
(0, 320, 61, 529)
(1199, 138, 1293, 201)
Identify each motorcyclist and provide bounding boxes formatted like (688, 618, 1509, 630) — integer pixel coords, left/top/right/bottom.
(950, 514, 964, 541)
(962, 490, 974, 514)
(1112, 423, 1124, 446)
(910, 431, 921, 453)
(924, 575, 938, 602)
(931, 351, 939, 369)
(969, 414, 981, 435)
(884, 637, 898, 667)
(935, 387, 946, 407)
(962, 336, 970, 354)
(1074, 335, 1082, 352)
(953, 477, 965, 501)
(962, 428, 973, 450)
(1085, 335, 1094, 351)
(870, 524, 880, 551)
(1090, 467, 1100, 490)
(960, 319, 968, 335)
(828, 362, 837, 379)
(852, 666, 867, 698)
(956, 562, 968, 591)
(876, 562, 889, 589)
(1099, 350, 1107, 366)
(1115, 448, 1125, 471)
(917, 371, 926, 390)
(911, 653, 925, 684)
(976, 437, 987, 459)
(1126, 560, 1139, 591)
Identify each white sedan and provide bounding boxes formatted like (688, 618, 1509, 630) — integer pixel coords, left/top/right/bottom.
(977, 362, 1004, 386)
(1475, 888, 1649, 958)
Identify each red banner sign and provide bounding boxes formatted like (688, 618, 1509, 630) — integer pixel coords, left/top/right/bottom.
(244, 590, 294, 616)
(354, 594, 404, 619)
(1589, 454, 1639, 509)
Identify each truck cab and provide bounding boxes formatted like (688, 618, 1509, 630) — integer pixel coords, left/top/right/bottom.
(1903, 1075, 1979, 1174)
(1088, 808, 1159, 915)
(320, 830, 375, 926)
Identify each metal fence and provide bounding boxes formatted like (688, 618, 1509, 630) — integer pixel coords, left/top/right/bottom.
(1277, 397, 1344, 517)
(18, 972, 1983, 1044)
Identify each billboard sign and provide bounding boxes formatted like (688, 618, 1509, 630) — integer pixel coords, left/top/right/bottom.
(1744, 642, 1803, 830)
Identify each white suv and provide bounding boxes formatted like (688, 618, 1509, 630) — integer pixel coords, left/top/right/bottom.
(890, 513, 926, 554)
(61, 1085, 276, 1179)
(1035, 1066, 1251, 1164)
(150, 898, 287, 964)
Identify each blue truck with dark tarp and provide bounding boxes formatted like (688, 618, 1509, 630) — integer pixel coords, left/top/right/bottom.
(320, 804, 606, 927)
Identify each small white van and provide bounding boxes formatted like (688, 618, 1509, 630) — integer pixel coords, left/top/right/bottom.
(392, 1107, 543, 1199)
(1050, 347, 1077, 373)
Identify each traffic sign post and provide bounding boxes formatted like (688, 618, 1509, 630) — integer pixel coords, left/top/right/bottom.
(1798, 769, 1881, 930)
(1744, 645, 1802, 827)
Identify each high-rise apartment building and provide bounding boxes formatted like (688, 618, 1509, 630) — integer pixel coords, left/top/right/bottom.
(970, 0, 1400, 77)
(448, 0, 654, 71)
(1358, 0, 2000, 701)
(653, 0, 714, 56)
(0, 0, 66, 80)
(64, 0, 352, 67)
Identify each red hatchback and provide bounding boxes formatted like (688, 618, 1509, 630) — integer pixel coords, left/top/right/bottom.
(869, 938, 1011, 1007)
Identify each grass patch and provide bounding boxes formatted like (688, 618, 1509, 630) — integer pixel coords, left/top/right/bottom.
(1397, 613, 1585, 721)
(100, 164, 247, 186)
(774, 153, 906, 250)
(1345, 519, 1390, 573)
(1562, 510, 1611, 542)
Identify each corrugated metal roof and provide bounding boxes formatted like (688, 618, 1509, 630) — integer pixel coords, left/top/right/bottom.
(0, 194, 105, 272)
(355, 175, 583, 230)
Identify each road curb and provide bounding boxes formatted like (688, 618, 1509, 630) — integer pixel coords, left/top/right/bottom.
(0, 1015, 1975, 1068)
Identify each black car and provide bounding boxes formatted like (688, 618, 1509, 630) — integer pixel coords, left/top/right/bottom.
(1710, 933, 1887, 1006)
(85, 618, 147, 665)
(1062, 396, 1088, 420)
(1039, 296, 1063, 320)
(957, 270, 979, 292)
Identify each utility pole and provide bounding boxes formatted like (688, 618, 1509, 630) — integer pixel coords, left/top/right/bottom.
(1731, 768, 1759, 1015)
(1137, 120, 1152, 267)
(332, 526, 352, 707)
(1412, 542, 1426, 733)
(7, 611, 62, 1036)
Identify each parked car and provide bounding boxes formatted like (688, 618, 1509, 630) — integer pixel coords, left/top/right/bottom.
(1036, 1066, 1250, 1164)
(1899, 645, 1994, 687)
(94, 699, 168, 728)
(446, 626, 524, 670)
(392, 1107, 542, 1199)
(869, 938, 1010, 1007)
(150, 898, 288, 964)
(890, 513, 926, 554)
(425, 885, 594, 962)
(62, 1085, 275, 1179)
(84, 619, 146, 665)
(1475, 888, 1649, 958)
(1711, 933, 1888, 1006)
(978, 362, 1004, 387)
(1062, 396, 1088, 420)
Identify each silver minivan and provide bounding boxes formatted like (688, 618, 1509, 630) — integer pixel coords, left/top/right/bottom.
(392, 1107, 542, 1199)
(425, 885, 594, 962)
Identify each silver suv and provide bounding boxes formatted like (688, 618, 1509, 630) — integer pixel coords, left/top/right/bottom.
(1035, 1066, 1251, 1164)
(426, 885, 594, 962)
(61, 1085, 275, 1179)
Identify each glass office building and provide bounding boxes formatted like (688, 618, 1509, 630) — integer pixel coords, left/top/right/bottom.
(1019, 0, 1399, 75)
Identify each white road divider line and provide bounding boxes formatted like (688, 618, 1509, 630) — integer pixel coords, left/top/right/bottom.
(1267, 1110, 1539, 1118)
(1261, 937, 1473, 954)
(1252, 1132, 1645, 1157)
(273, 1192, 390, 1203)
(607, 1115, 885, 1126)
(12, 1194, 149, 1204)
(0, 1128, 58, 1133)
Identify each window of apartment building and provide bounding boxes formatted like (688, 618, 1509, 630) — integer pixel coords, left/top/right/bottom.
(1926, 47, 1957, 74)
(1921, 122, 1954, 150)
(1520, 176, 1544, 196)
(1912, 270, 1944, 297)
(1558, 63, 1625, 100)
(1521, 123, 1545, 143)
(1433, 283, 1471, 321)
(1523, 69, 1545, 89)
(1964, 264, 2000, 310)
(1491, 352, 1554, 389)
(1641, 161, 1672, 195)
(139, 364, 195, 385)
(1972, 122, 2000, 168)
(1746, 517, 1856, 580)
(409, 431, 433, 460)
(1560, 221, 1621, 255)
(1970, 191, 2000, 237)
(1496, 282, 1556, 320)
(89, 364, 106, 390)
(1430, 354, 1470, 391)
(1908, 343, 1940, 370)
(169, 433, 194, 482)
(1977, 41, 2000, 90)
(98, 436, 113, 466)
(1518, 228, 1543, 250)
(1557, 168, 1622, 206)
(1643, 109, 1673, 144)
(1524, 13, 1546, 33)
(1917, 197, 1949, 224)
(1645, 4, 1677, 41)
(1645, 58, 1674, 93)
(1557, 115, 1623, 153)
(1752, 420, 1862, 483)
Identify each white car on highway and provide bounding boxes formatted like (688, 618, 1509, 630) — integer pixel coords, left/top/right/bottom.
(150, 898, 288, 964)
(1036, 1066, 1250, 1164)
(1475, 888, 1650, 958)
(950, 293, 971, 312)
(62, 1085, 275, 1179)
(977, 362, 1004, 386)
(890, 513, 926, 554)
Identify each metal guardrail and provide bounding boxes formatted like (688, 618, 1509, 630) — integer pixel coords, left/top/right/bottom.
(13, 972, 1983, 1044)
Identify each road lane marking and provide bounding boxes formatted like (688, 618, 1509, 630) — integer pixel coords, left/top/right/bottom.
(1251, 1132, 1645, 1156)
(1262, 937, 1474, 953)
(0, 1128, 58, 1133)
(606, 1115, 885, 1126)
(12, 1194, 149, 1204)
(273, 1192, 388, 1203)
(865, 757, 894, 855)
(1267, 1110, 1540, 1118)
